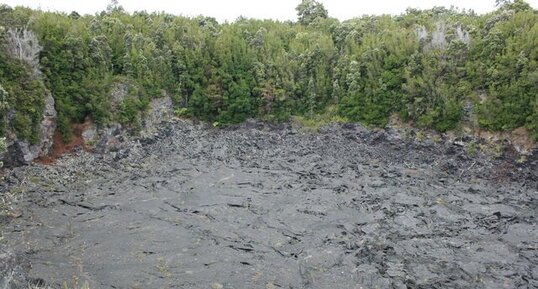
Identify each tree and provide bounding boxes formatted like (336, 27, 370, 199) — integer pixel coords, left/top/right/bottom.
(496, 0, 532, 11)
(296, 0, 328, 26)
(106, 0, 124, 13)
(69, 11, 80, 19)
(0, 2, 537, 142)
(495, 0, 511, 7)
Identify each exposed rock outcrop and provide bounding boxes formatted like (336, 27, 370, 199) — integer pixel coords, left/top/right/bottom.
(1, 28, 57, 167)
(416, 22, 471, 51)
(1, 76, 175, 166)
(81, 94, 174, 153)
(141, 95, 174, 137)
(5, 28, 42, 77)
(109, 82, 129, 113)
(39, 91, 57, 155)
(1, 91, 56, 168)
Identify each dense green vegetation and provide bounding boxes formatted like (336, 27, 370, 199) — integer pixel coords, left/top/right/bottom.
(0, 0, 537, 142)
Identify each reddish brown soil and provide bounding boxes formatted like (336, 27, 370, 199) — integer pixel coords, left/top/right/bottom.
(35, 123, 88, 165)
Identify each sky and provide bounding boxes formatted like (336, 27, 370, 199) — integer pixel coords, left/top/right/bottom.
(2, 0, 538, 22)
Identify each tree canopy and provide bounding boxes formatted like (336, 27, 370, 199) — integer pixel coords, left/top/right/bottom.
(0, 1, 537, 142)
(296, 0, 329, 25)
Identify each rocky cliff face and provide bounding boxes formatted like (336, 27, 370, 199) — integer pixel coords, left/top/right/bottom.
(1, 91, 57, 168)
(0, 29, 57, 168)
(141, 95, 174, 137)
(81, 88, 174, 154)
(1, 88, 175, 168)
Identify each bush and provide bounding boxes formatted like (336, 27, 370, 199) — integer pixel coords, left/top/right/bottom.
(293, 105, 349, 132)
(117, 97, 146, 128)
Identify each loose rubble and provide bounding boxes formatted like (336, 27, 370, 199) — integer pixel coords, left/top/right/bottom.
(0, 120, 536, 289)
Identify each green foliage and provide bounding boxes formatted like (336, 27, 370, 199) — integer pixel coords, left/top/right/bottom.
(466, 141, 478, 156)
(174, 107, 188, 117)
(188, 86, 214, 120)
(296, 0, 329, 26)
(0, 41, 45, 142)
(117, 97, 142, 127)
(293, 105, 348, 132)
(0, 1, 536, 141)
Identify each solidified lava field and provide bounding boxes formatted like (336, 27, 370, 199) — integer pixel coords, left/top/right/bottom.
(2, 120, 537, 289)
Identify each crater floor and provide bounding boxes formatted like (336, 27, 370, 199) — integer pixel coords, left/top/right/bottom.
(3, 121, 537, 289)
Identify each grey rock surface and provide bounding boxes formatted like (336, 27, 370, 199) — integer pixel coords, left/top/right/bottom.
(0, 245, 28, 289)
(141, 96, 174, 137)
(1, 29, 56, 167)
(1, 120, 537, 289)
(1, 91, 56, 168)
(109, 83, 129, 113)
(82, 95, 173, 152)
(35, 91, 57, 156)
